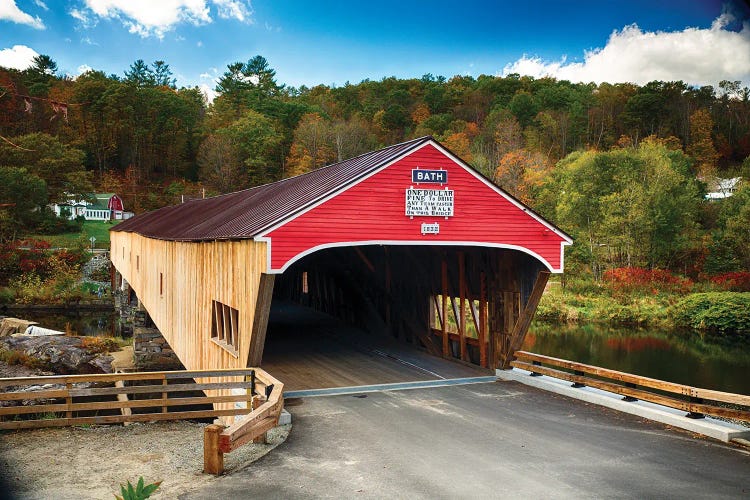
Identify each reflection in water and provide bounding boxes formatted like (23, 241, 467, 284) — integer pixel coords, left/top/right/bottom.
(525, 322, 750, 395)
(7, 310, 118, 337)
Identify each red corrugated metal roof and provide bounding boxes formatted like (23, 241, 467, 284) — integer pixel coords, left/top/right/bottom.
(111, 136, 432, 241)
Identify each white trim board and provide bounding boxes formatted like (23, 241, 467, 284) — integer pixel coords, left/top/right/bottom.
(497, 367, 750, 443)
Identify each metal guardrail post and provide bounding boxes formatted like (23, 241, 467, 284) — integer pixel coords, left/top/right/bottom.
(571, 370, 585, 388)
(622, 382, 638, 402)
(530, 360, 543, 377)
(686, 397, 705, 419)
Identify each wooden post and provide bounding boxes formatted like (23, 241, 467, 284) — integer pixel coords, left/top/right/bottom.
(479, 272, 488, 368)
(501, 271, 550, 369)
(441, 258, 449, 358)
(252, 395, 268, 444)
(203, 424, 224, 475)
(247, 273, 276, 367)
(65, 382, 73, 419)
(458, 252, 467, 362)
(385, 248, 392, 328)
(161, 379, 168, 414)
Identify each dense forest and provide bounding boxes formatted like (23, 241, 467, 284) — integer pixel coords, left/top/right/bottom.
(1, 54, 749, 278)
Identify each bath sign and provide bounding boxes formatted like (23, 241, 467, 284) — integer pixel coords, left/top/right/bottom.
(412, 169, 447, 184)
(405, 188, 454, 217)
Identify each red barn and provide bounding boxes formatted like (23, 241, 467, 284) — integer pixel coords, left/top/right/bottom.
(111, 136, 570, 390)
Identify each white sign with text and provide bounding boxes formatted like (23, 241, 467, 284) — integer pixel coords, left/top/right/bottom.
(405, 188, 454, 217)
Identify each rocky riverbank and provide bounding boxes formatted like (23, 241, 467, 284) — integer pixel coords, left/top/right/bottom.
(0, 334, 119, 375)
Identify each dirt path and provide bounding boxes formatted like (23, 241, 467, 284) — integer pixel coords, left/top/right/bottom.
(0, 421, 290, 499)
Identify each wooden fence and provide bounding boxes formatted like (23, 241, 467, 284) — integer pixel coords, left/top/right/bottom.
(512, 351, 750, 422)
(0, 368, 272, 430)
(203, 369, 284, 475)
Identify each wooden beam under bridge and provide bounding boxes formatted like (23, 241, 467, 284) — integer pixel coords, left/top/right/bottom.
(501, 270, 550, 369)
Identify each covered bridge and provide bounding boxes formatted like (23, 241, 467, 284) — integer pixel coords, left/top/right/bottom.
(110, 136, 570, 389)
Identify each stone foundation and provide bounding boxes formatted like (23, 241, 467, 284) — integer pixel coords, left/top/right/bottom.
(114, 276, 183, 371)
(133, 326, 184, 371)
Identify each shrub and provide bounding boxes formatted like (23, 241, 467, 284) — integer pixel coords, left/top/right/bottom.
(81, 337, 121, 354)
(670, 292, 750, 338)
(710, 272, 750, 292)
(603, 267, 693, 295)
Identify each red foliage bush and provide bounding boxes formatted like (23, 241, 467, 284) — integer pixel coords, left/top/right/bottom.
(0, 239, 87, 285)
(603, 267, 693, 294)
(710, 272, 750, 292)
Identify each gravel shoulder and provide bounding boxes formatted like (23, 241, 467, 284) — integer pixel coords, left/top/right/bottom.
(0, 421, 290, 499)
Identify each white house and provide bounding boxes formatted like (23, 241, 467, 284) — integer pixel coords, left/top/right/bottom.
(705, 177, 742, 201)
(51, 193, 134, 221)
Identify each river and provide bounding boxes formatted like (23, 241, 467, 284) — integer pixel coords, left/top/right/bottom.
(13, 309, 750, 395)
(525, 322, 750, 396)
(15, 309, 119, 338)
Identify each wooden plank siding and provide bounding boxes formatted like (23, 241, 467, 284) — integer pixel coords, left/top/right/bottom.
(111, 232, 267, 371)
(110, 233, 268, 421)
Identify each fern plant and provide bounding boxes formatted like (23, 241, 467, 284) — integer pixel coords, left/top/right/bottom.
(115, 477, 162, 500)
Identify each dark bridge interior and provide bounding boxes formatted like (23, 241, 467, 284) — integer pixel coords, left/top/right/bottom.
(260, 244, 546, 390)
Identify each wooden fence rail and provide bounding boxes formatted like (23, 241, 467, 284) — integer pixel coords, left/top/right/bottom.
(0, 368, 268, 430)
(203, 369, 284, 475)
(511, 351, 750, 422)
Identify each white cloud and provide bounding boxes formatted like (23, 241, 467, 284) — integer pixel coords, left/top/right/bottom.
(198, 67, 220, 102)
(0, 44, 39, 70)
(214, 0, 252, 23)
(80, 36, 98, 45)
(199, 82, 217, 103)
(501, 14, 750, 88)
(70, 7, 96, 28)
(196, 40, 203, 47)
(0, 0, 45, 29)
(73, 0, 253, 38)
(33, 0, 48, 11)
(76, 64, 93, 74)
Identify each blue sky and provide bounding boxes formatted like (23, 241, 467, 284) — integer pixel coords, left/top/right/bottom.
(1, 1, 749, 98)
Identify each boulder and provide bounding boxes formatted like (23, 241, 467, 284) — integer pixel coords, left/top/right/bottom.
(0, 335, 114, 374)
(0, 317, 39, 337)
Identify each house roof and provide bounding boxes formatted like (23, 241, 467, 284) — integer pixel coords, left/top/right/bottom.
(112, 136, 570, 242)
(90, 193, 115, 210)
(112, 137, 431, 241)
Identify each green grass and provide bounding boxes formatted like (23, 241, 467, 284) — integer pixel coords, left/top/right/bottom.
(28, 220, 121, 249)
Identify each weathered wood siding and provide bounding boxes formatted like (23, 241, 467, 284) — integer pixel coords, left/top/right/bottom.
(263, 142, 568, 273)
(110, 232, 267, 371)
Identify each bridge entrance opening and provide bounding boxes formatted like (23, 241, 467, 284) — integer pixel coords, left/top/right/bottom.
(257, 244, 547, 391)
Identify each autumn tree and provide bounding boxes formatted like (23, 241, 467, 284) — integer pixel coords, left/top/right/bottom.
(332, 117, 376, 162)
(494, 150, 549, 204)
(687, 108, 719, 177)
(286, 113, 335, 176)
(197, 133, 243, 193)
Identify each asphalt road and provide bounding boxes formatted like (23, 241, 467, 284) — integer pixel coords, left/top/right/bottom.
(183, 381, 750, 499)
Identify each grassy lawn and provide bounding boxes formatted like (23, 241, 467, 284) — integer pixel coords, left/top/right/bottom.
(28, 220, 121, 249)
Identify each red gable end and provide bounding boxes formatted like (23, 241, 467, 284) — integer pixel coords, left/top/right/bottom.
(260, 140, 570, 273)
(108, 195, 124, 212)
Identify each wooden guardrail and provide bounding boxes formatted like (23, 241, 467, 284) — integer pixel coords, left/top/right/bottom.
(0, 368, 265, 429)
(203, 369, 284, 475)
(511, 351, 750, 422)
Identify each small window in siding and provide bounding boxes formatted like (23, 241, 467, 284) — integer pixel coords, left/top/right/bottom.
(159, 273, 163, 296)
(136, 255, 139, 271)
(211, 300, 239, 354)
